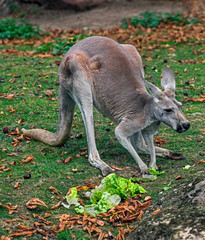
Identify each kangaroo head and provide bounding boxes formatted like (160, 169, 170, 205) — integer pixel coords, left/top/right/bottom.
(145, 67, 190, 133)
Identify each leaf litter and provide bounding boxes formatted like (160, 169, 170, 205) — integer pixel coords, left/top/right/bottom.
(1, 14, 204, 240)
(0, 203, 18, 215)
(0, 18, 204, 58)
(7, 174, 151, 239)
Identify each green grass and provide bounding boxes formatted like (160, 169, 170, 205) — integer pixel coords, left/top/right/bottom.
(0, 39, 204, 239)
(34, 35, 90, 55)
(0, 18, 43, 39)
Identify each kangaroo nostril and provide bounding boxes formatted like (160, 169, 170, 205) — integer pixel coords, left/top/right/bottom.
(183, 122, 190, 130)
(177, 125, 183, 132)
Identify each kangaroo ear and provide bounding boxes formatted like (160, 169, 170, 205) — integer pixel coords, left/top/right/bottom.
(161, 67, 175, 94)
(145, 80, 163, 99)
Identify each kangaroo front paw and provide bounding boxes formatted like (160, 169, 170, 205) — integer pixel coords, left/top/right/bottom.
(88, 156, 115, 176)
(141, 169, 155, 179)
(169, 151, 186, 160)
(101, 165, 115, 176)
(149, 163, 158, 170)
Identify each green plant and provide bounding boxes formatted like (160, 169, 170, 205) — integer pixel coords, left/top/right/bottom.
(9, 3, 20, 12)
(0, 17, 43, 39)
(121, 11, 201, 29)
(35, 35, 89, 55)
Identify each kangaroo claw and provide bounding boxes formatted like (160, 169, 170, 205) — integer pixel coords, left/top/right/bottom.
(141, 170, 155, 179)
(101, 165, 115, 176)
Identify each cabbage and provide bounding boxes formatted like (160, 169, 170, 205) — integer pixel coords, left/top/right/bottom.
(62, 187, 80, 209)
(75, 192, 121, 216)
(149, 168, 165, 175)
(90, 173, 146, 204)
(98, 192, 121, 212)
(64, 174, 147, 216)
(130, 176, 157, 182)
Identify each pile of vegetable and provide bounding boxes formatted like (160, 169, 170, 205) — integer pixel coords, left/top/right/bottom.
(63, 173, 147, 216)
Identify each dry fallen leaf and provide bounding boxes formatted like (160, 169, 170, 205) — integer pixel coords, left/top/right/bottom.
(0, 93, 15, 100)
(8, 161, 16, 166)
(183, 96, 205, 103)
(86, 181, 96, 189)
(146, 57, 153, 61)
(1, 236, 12, 240)
(6, 218, 20, 223)
(8, 152, 19, 156)
(144, 196, 152, 201)
(44, 212, 51, 218)
(96, 220, 104, 226)
(45, 90, 53, 97)
(10, 127, 20, 135)
(12, 138, 19, 147)
(155, 136, 168, 147)
(0, 203, 18, 214)
(64, 156, 72, 163)
(152, 209, 160, 215)
(22, 155, 34, 163)
(9, 106, 15, 113)
(111, 165, 125, 171)
(14, 182, 21, 189)
(76, 186, 90, 191)
(176, 175, 182, 180)
(10, 229, 36, 237)
(51, 201, 62, 209)
(1, 166, 11, 172)
(26, 198, 48, 209)
(49, 186, 60, 195)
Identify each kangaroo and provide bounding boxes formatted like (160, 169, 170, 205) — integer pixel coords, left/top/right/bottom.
(22, 36, 190, 178)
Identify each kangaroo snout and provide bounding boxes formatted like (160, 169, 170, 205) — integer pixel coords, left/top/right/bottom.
(176, 121, 190, 133)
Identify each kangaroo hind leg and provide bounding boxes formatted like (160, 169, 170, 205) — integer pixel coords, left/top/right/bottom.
(131, 132, 185, 160)
(71, 66, 114, 176)
(22, 85, 75, 146)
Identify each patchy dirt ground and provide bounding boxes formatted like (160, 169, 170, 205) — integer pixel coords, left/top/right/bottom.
(24, 0, 183, 31)
(128, 174, 205, 240)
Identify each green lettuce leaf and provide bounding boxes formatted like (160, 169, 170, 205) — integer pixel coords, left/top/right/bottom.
(90, 173, 146, 204)
(149, 168, 165, 175)
(130, 176, 157, 182)
(63, 187, 80, 209)
(75, 193, 121, 217)
(64, 174, 147, 216)
(162, 180, 174, 191)
(98, 192, 121, 212)
(183, 165, 191, 170)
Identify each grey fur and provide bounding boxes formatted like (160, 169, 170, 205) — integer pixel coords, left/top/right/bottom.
(22, 36, 190, 177)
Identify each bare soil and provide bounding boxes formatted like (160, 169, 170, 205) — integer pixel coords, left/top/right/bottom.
(24, 0, 183, 31)
(128, 175, 205, 240)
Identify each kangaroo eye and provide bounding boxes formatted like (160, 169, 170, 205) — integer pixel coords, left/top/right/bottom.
(164, 108, 173, 112)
